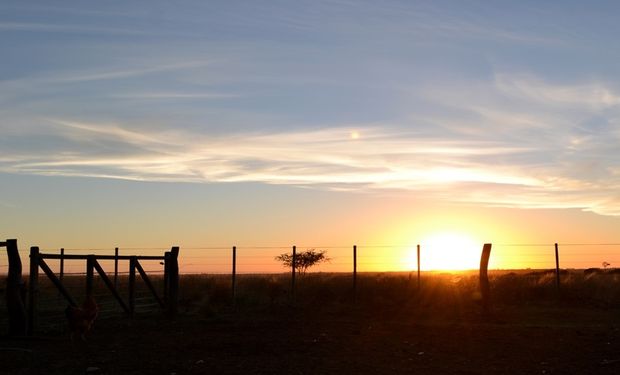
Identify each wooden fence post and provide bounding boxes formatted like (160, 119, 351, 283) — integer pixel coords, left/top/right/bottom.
(86, 255, 95, 297)
(417, 244, 421, 291)
(479, 243, 492, 315)
(291, 245, 296, 301)
(59, 248, 65, 282)
(5, 239, 27, 336)
(129, 256, 136, 316)
(114, 247, 119, 290)
(163, 251, 170, 305)
(168, 247, 180, 317)
(232, 246, 237, 304)
(27, 246, 40, 336)
(554, 243, 561, 294)
(353, 245, 357, 301)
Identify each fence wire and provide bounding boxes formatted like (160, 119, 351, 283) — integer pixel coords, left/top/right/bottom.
(3, 243, 619, 278)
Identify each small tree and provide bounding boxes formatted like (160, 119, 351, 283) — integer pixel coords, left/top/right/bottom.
(603, 261, 611, 269)
(275, 249, 330, 275)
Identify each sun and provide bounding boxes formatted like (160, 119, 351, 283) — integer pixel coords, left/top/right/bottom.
(406, 232, 482, 271)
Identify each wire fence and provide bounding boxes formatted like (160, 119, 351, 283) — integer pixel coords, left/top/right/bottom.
(2, 242, 620, 277)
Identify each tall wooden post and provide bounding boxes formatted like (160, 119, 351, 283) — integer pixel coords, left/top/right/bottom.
(353, 245, 357, 300)
(114, 247, 119, 290)
(6, 239, 27, 336)
(168, 246, 180, 317)
(129, 256, 136, 316)
(291, 245, 296, 301)
(27, 246, 40, 336)
(163, 251, 170, 305)
(417, 244, 421, 291)
(59, 248, 65, 282)
(86, 255, 95, 298)
(232, 246, 237, 303)
(554, 243, 561, 293)
(479, 243, 492, 315)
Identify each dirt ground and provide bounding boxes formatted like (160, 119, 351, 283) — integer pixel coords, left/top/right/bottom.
(2, 302, 620, 375)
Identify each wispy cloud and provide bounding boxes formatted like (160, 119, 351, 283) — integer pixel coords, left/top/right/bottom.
(0, 21, 155, 36)
(109, 92, 238, 100)
(3, 109, 619, 215)
(52, 61, 210, 83)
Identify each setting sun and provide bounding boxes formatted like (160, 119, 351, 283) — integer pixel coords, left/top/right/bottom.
(410, 232, 482, 271)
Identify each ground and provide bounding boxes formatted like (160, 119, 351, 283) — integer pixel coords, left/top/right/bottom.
(2, 304, 620, 374)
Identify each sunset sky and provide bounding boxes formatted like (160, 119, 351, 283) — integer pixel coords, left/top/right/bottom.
(1, 1, 619, 272)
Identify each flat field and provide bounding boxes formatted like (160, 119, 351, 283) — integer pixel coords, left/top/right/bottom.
(2, 271, 620, 374)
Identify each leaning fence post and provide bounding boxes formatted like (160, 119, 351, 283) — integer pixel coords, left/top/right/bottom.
(417, 244, 421, 291)
(554, 243, 561, 294)
(6, 239, 27, 336)
(27, 246, 40, 336)
(353, 245, 357, 301)
(479, 243, 492, 315)
(168, 247, 180, 317)
(232, 246, 237, 304)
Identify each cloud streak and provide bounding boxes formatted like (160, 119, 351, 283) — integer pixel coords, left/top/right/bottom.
(2, 97, 619, 215)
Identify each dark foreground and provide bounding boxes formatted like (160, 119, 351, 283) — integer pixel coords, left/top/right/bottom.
(2, 304, 620, 375)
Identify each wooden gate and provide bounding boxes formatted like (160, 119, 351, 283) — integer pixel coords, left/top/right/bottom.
(26, 245, 179, 336)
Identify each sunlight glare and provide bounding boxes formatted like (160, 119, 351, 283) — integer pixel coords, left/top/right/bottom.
(409, 232, 481, 271)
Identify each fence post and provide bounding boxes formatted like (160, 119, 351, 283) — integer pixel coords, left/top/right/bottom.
(59, 248, 65, 283)
(554, 243, 561, 294)
(232, 246, 237, 304)
(28, 246, 40, 336)
(5, 239, 27, 336)
(168, 246, 180, 317)
(86, 255, 95, 297)
(291, 245, 296, 301)
(114, 247, 119, 290)
(353, 245, 357, 301)
(417, 244, 421, 291)
(163, 251, 170, 305)
(129, 256, 136, 316)
(479, 243, 492, 315)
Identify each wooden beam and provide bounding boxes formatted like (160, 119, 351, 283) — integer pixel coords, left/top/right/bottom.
(134, 260, 165, 309)
(39, 253, 164, 261)
(38, 257, 78, 307)
(92, 259, 130, 314)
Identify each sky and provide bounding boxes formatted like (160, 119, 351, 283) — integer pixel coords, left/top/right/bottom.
(1, 1, 620, 272)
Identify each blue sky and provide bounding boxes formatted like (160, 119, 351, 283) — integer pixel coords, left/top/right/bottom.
(1, 1, 620, 254)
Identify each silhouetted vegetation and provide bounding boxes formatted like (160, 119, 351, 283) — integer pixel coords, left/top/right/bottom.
(275, 249, 330, 275)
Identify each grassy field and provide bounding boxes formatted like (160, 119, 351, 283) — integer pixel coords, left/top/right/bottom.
(2, 270, 620, 374)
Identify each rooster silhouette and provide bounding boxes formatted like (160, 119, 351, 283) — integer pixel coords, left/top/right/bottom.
(65, 295, 99, 342)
